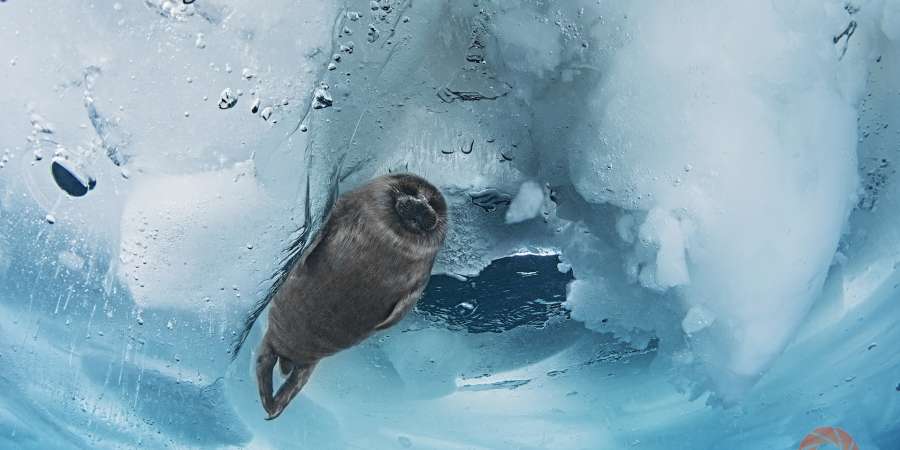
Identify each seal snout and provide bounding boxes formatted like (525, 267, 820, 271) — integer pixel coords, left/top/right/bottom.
(396, 195, 438, 232)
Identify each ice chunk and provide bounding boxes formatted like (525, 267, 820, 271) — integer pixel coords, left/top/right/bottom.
(118, 161, 282, 310)
(504, 180, 543, 224)
(568, 0, 862, 396)
(633, 208, 690, 290)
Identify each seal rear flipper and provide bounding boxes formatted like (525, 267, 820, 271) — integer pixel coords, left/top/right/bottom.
(278, 357, 294, 376)
(255, 341, 278, 417)
(265, 362, 317, 420)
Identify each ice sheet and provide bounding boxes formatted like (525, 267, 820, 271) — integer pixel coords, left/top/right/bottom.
(1, 0, 899, 449)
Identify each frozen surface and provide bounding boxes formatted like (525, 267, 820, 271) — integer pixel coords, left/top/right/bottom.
(1, 0, 900, 449)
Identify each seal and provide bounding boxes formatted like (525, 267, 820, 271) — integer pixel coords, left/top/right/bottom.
(255, 173, 447, 419)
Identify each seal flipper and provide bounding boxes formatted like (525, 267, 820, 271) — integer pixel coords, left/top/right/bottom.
(265, 362, 317, 420)
(256, 341, 278, 416)
(278, 357, 294, 377)
(374, 288, 425, 331)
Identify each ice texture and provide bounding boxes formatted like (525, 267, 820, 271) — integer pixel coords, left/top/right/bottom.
(118, 161, 281, 311)
(1, 0, 900, 449)
(567, 0, 863, 397)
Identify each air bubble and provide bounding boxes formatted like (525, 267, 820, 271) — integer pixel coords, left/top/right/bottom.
(194, 33, 206, 49)
(218, 88, 238, 109)
(367, 25, 380, 42)
(51, 157, 96, 197)
(312, 82, 333, 109)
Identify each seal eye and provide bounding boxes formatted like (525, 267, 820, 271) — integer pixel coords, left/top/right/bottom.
(396, 196, 437, 232)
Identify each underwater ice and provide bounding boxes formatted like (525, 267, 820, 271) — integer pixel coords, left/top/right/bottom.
(1, 0, 900, 449)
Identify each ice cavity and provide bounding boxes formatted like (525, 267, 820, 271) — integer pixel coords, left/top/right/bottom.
(567, 0, 863, 395)
(280, 0, 875, 402)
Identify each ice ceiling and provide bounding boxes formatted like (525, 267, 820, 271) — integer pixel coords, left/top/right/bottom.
(1, 0, 899, 449)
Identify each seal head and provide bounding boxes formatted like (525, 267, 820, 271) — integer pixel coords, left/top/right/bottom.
(391, 174, 446, 234)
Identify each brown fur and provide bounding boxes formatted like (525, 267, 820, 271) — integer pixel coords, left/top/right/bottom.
(256, 173, 447, 419)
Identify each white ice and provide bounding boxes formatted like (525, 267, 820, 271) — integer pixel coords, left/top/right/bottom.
(504, 180, 544, 224)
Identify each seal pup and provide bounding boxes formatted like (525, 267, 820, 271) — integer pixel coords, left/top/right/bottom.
(256, 173, 447, 419)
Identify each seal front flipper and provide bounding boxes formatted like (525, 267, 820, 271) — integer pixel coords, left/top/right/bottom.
(265, 362, 317, 420)
(374, 288, 425, 331)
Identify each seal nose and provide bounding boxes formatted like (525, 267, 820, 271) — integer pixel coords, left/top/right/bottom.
(397, 196, 437, 231)
(415, 207, 437, 231)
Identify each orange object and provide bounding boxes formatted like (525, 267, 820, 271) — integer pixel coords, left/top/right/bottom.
(799, 427, 859, 450)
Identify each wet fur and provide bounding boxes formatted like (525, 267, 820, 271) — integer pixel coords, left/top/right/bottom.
(229, 168, 341, 360)
(256, 173, 447, 419)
